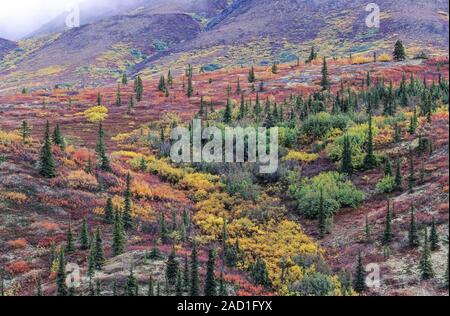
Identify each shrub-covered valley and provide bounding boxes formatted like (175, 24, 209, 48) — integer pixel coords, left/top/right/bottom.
(0, 38, 449, 297)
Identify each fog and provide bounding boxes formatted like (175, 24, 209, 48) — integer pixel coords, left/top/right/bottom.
(0, 0, 149, 41)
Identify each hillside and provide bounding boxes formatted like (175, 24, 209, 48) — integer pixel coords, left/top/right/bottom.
(0, 38, 16, 61)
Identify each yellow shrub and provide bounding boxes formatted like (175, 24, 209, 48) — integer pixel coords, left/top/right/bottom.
(378, 53, 392, 62)
(283, 151, 319, 163)
(66, 170, 98, 190)
(0, 129, 21, 145)
(0, 191, 27, 204)
(131, 179, 153, 200)
(179, 173, 220, 192)
(352, 56, 372, 64)
(83, 106, 108, 123)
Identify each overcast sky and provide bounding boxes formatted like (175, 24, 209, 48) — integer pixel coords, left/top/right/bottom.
(0, 0, 84, 40)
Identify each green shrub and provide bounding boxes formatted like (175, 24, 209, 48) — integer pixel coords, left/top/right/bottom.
(375, 176, 396, 193)
(290, 273, 336, 296)
(289, 172, 364, 219)
(302, 112, 352, 140)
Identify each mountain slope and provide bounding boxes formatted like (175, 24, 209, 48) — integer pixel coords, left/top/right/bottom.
(0, 38, 17, 60)
(30, 0, 228, 38)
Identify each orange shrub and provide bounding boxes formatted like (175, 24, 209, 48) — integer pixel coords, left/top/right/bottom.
(6, 260, 31, 274)
(31, 220, 60, 232)
(7, 238, 29, 249)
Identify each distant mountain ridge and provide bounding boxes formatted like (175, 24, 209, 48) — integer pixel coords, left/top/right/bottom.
(0, 38, 17, 61)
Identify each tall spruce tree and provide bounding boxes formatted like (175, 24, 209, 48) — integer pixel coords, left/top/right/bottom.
(341, 135, 353, 175)
(166, 245, 179, 287)
(56, 248, 67, 296)
(96, 123, 111, 171)
(363, 113, 377, 169)
(394, 157, 403, 191)
(353, 251, 367, 293)
(320, 57, 330, 91)
(112, 210, 125, 256)
(104, 197, 114, 223)
(125, 267, 139, 296)
(419, 229, 435, 280)
(40, 121, 56, 178)
(123, 173, 133, 230)
(383, 201, 393, 244)
(318, 187, 327, 239)
(190, 241, 200, 296)
(204, 249, 217, 296)
(393, 40, 406, 61)
(430, 217, 439, 251)
(80, 218, 90, 250)
(93, 227, 105, 270)
(409, 206, 419, 247)
(65, 223, 75, 253)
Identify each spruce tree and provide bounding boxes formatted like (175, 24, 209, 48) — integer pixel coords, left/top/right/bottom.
(353, 251, 367, 293)
(365, 215, 371, 243)
(204, 249, 217, 296)
(166, 245, 179, 286)
(183, 255, 189, 291)
(125, 267, 138, 296)
(65, 223, 75, 253)
(40, 121, 56, 178)
(219, 271, 227, 296)
(223, 99, 232, 124)
(408, 148, 415, 192)
(394, 157, 403, 191)
(52, 123, 65, 150)
(250, 258, 271, 288)
(363, 113, 377, 169)
(96, 123, 111, 172)
(393, 40, 406, 61)
(36, 275, 43, 296)
(19, 120, 31, 144)
(97, 92, 102, 106)
(80, 218, 90, 250)
(104, 197, 114, 224)
(112, 210, 125, 256)
(383, 201, 393, 244)
(147, 276, 154, 296)
(123, 173, 133, 230)
(187, 76, 194, 98)
(408, 206, 419, 248)
(384, 158, 393, 177)
(190, 241, 200, 296)
(430, 217, 439, 251)
(93, 227, 105, 270)
(122, 73, 128, 85)
(175, 271, 183, 296)
(419, 229, 435, 280)
(320, 57, 330, 91)
(115, 84, 122, 107)
(56, 248, 67, 296)
(341, 135, 353, 175)
(160, 213, 169, 244)
(248, 66, 256, 83)
(158, 75, 166, 92)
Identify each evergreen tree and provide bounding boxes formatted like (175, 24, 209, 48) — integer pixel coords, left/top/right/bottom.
(19, 120, 31, 144)
(175, 271, 183, 296)
(250, 258, 271, 288)
(65, 223, 75, 253)
(80, 218, 90, 250)
(104, 197, 114, 224)
(190, 241, 200, 296)
(97, 92, 102, 106)
(52, 123, 65, 150)
(112, 210, 125, 256)
(271, 62, 278, 74)
(183, 255, 189, 291)
(158, 75, 166, 92)
(430, 217, 439, 251)
(236, 77, 242, 94)
(383, 201, 393, 244)
(353, 251, 367, 293)
(409, 206, 419, 248)
(56, 248, 67, 296)
(93, 227, 105, 270)
(248, 66, 256, 83)
(125, 267, 138, 296)
(218, 271, 227, 296)
(167, 70, 173, 86)
(36, 275, 43, 296)
(204, 249, 217, 296)
(40, 121, 56, 178)
(307, 46, 317, 63)
(123, 173, 133, 230)
(408, 148, 415, 192)
(223, 99, 232, 124)
(393, 40, 406, 61)
(394, 157, 403, 191)
(159, 213, 169, 244)
(384, 158, 393, 177)
(363, 113, 377, 169)
(166, 245, 179, 286)
(135, 76, 144, 102)
(341, 135, 353, 175)
(115, 84, 122, 107)
(96, 123, 111, 171)
(238, 93, 245, 119)
(187, 76, 194, 98)
(320, 57, 330, 91)
(122, 73, 128, 85)
(419, 229, 435, 280)
(128, 96, 135, 114)
(147, 276, 154, 296)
